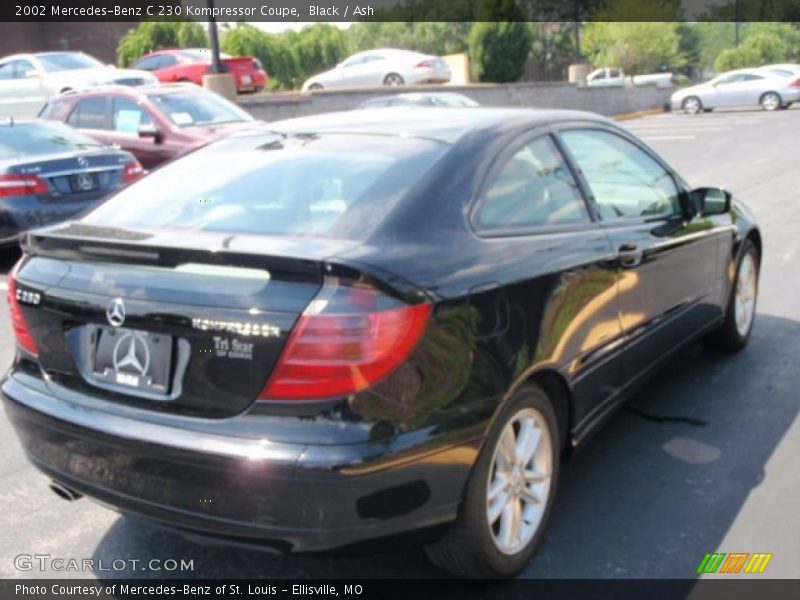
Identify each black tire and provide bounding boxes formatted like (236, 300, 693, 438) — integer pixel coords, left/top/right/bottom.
(780, 102, 793, 110)
(703, 108, 714, 113)
(704, 240, 759, 352)
(308, 83, 323, 91)
(383, 73, 405, 86)
(682, 96, 702, 114)
(760, 92, 782, 111)
(424, 384, 561, 579)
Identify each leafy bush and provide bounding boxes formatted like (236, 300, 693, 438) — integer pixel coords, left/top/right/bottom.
(468, 21, 532, 83)
(220, 24, 299, 91)
(117, 21, 207, 67)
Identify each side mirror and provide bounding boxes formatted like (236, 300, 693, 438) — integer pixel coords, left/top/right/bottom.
(690, 187, 731, 216)
(138, 123, 161, 142)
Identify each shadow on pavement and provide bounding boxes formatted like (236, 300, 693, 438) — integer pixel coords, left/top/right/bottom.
(89, 314, 799, 579)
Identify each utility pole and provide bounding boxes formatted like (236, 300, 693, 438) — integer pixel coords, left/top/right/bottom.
(573, 0, 582, 60)
(734, 0, 741, 47)
(207, 0, 224, 74)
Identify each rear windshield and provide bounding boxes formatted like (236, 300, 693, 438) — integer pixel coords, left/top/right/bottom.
(146, 91, 252, 127)
(82, 133, 448, 240)
(0, 121, 103, 159)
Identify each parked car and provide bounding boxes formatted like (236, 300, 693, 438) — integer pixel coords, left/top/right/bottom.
(587, 67, 674, 88)
(671, 68, 800, 113)
(0, 118, 142, 246)
(0, 52, 158, 118)
(358, 92, 479, 109)
(39, 84, 261, 169)
(3, 108, 761, 578)
(302, 49, 451, 90)
(131, 48, 268, 94)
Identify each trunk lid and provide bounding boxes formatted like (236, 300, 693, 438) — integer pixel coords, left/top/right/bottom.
(15, 225, 355, 418)
(7, 150, 130, 202)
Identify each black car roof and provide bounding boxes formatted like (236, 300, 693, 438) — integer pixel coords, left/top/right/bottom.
(267, 107, 612, 144)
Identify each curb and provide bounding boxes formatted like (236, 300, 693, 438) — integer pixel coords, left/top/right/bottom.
(613, 107, 668, 121)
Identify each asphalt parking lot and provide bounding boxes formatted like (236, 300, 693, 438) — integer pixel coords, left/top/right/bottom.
(0, 106, 798, 580)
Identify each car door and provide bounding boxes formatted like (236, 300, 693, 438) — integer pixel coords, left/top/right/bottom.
(711, 73, 748, 107)
(471, 131, 623, 428)
(558, 127, 723, 385)
(739, 73, 768, 106)
(66, 96, 112, 143)
(108, 96, 173, 169)
(154, 54, 183, 82)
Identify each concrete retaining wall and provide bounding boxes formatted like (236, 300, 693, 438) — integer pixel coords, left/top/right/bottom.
(238, 81, 672, 122)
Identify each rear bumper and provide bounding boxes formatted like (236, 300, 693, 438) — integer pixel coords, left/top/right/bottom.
(0, 194, 106, 247)
(2, 372, 477, 552)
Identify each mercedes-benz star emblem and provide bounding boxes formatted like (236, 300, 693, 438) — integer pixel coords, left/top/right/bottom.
(112, 332, 150, 376)
(76, 173, 94, 191)
(106, 298, 126, 327)
(77, 156, 89, 168)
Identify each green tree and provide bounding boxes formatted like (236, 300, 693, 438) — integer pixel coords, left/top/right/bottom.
(221, 24, 299, 90)
(714, 29, 794, 71)
(285, 23, 350, 80)
(116, 21, 207, 67)
(468, 21, 532, 82)
(582, 22, 683, 74)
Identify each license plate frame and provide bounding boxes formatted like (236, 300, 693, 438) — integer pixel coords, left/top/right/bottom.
(69, 172, 99, 193)
(91, 326, 173, 395)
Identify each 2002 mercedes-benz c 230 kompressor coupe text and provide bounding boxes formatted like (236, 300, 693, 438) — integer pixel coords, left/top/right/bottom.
(2, 108, 761, 578)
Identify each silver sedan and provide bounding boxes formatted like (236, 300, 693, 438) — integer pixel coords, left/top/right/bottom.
(671, 68, 800, 113)
(302, 49, 451, 91)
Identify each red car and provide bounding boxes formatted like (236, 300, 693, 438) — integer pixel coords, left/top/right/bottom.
(39, 84, 268, 169)
(131, 48, 268, 94)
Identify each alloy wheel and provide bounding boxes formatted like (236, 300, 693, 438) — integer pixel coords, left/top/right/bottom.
(735, 252, 757, 337)
(486, 407, 553, 555)
(761, 93, 780, 111)
(384, 74, 404, 86)
(683, 97, 701, 114)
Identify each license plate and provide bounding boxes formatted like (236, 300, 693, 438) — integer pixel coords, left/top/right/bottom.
(92, 327, 173, 394)
(241, 75, 252, 85)
(69, 172, 98, 193)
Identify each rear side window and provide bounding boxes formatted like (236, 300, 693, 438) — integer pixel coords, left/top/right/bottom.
(475, 135, 589, 231)
(0, 122, 103, 159)
(82, 134, 448, 240)
(560, 129, 681, 220)
(67, 97, 108, 130)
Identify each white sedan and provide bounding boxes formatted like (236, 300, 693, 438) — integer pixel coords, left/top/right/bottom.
(0, 52, 158, 118)
(671, 67, 800, 114)
(302, 49, 451, 91)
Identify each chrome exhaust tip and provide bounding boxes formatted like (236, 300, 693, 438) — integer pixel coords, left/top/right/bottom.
(49, 481, 82, 502)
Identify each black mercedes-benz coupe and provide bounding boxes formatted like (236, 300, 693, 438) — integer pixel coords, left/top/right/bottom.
(2, 108, 761, 578)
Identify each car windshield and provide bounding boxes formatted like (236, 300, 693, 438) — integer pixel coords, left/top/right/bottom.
(146, 91, 252, 127)
(82, 133, 448, 240)
(0, 121, 103, 159)
(36, 53, 104, 72)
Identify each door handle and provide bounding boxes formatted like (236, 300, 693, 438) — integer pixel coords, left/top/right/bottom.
(617, 243, 643, 268)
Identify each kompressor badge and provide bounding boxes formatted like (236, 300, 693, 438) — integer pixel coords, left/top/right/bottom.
(191, 318, 281, 338)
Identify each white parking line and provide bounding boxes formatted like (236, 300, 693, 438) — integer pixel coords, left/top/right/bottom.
(640, 135, 696, 141)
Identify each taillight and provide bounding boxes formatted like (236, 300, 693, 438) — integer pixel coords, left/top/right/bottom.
(0, 174, 49, 197)
(123, 159, 144, 182)
(790, 78, 800, 88)
(7, 261, 39, 356)
(415, 60, 432, 69)
(259, 278, 431, 401)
